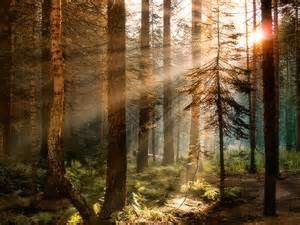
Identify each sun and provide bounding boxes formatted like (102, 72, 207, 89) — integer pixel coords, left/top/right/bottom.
(249, 30, 264, 45)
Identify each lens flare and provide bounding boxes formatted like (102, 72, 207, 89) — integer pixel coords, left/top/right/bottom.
(250, 30, 264, 45)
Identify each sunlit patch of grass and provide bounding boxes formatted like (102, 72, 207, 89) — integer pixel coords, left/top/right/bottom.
(280, 150, 300, 171)
(181, 179, 242, 202)
(127, 162, 184, 206)
(180, 179, 219, 201)
(115, 192, 175, 223)
(67, 211, 82, 225)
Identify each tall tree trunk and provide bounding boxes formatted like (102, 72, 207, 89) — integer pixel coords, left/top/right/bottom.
(295, 2, 300, 152)
(42, 0, 62, 199)
(249, 0, 258, 173)
(244, 0, 252, 172)
(273, 0, 280, 176)
(285, 56, 293, 151)
(188, 0, 202, 180)
(162, 0, 174, 164)
(30, 0, 42, 192)
(99, 0, 108, 158)
(47, 0, 97, 223)
(216, 0, 225, 201)
(0, 0, 13, 156)
(261, 0, 277, 216)
(100, 0, 127, 219)
(152, 129, 156, 161)
(176, 97, 181, 161)
(137, 0, 151, 173)
(41, 0, 51, 165)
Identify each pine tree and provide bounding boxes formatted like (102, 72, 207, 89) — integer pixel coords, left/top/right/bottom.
(137, 0, 151, 173)
(249, 0, 258, 173)
(187, 0, 203, 181)
(261, 0, 277, 216)
(47, 0, 97, 223)
(100, 0, 127, 219)
(184, 0, 249, 200)
(162, 0, 174, 164)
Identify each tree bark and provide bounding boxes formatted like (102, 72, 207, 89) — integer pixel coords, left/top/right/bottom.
(249, 0, 258, 173)
(261, 0, 277, 216)
(0, 0, 13, 156)
(162, 0, 174, 165)
(216, 0, 225, 201)
(295, 2, 300, 152)
(285, 56, 293, 151)
(188, 0, 202, 180)
(137, 0, 151, 173)
(30, 0, 42, 193)
(273, 0, 280, 176)
(41, 0, 51, 165)
(47, 0, 97, 223)
(100, 0, 127, 219)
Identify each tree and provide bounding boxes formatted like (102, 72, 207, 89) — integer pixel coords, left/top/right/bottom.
(30, 0, 42, 192)
(273, 0, 280, 176)
(187, 0, 203, 180)
(0, 0, 13, 156)
(100, 0, 127, 219)
(295, 1, 300, 152)
(162, 0, 174, 164)
(137, 0, 151, 173)
(249, 0, 258, 173)
(261, 0, 277, 216)
(184, 0, 249, 200)
(41, 0, 51, 164)
(47, 0, 97, 223)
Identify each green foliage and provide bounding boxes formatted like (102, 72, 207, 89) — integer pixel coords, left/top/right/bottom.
(127, 163, 183, 206)
(31, 212, 55, 225)
(115, 192, 174, 223)
(1, 214, 34, 225)
(180, 179, 241, 202)
(180, 179, 219, 201)
(280, 150, 300, 171)
(0, 157, 45, 194)
(224, 187, 242, 200)
(67, 212, 82, 225)
(66, 161, 106, 202)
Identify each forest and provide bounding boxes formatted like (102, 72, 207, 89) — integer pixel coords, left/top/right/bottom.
(0, 0, 299, 224)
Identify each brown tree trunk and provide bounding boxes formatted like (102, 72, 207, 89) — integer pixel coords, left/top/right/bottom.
(249, 0, 258, 173)
(162, 0, 174, 165)
(285, 56, 293, 151)
(216, 0, 225, 201)
(41, 0, 62, 199)
(188, 0, 202, 180)
(137, 0, 151, 173)
(41, 0, 51, 164)
(47, 0, 97, 223)
(261, 0, 277, 216)
(273, 0, 280, 176)
(295, 3, 300, 152)
(151, 115, 156, 161)
(30, 0, 42, 193)
(99, 0, 108, 157)
(100, 0, 127, 219)
(176, 97, 181, 161)
(0, 0, 13, 156)
(217, 74, 225, 202)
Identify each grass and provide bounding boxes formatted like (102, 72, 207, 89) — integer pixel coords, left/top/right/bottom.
(1, 149, 299, 224)
(212, 149, 300, 176)
(180, 179, 241, 202)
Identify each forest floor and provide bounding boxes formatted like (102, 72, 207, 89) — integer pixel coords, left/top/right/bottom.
(1, 159, 300, 225)
(170, 171, 300, 225)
